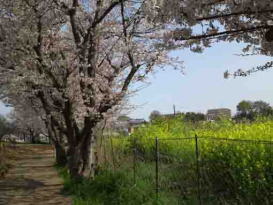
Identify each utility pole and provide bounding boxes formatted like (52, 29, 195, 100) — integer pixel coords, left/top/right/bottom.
(173, 104, 176, 116)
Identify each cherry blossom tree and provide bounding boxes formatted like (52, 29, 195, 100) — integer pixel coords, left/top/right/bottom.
(3, 0, 272, 179)
(0, 0, 181, 178)
(147, 0, 273, 75)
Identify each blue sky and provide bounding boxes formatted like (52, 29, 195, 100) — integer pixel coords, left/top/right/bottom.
(129, 42, 273, 120)
(0, 102, 11, 116)
(1, 42, 273, 120)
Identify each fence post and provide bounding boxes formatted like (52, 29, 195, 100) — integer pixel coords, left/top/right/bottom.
(269, 137, 273, 189)
(195, 134, 202, 205)
(110, 137, 116, 169)
(155, 137, 159, 200)
(133, 138, 136, 185)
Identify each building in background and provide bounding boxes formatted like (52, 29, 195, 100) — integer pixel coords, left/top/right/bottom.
(111, 117, 146, 135)
(128, 119, 146, 133)
(206, 108, 231, 121)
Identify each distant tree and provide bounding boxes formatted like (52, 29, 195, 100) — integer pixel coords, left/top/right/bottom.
(149, 110, 161, 121)
(237, 101, 253, 114)
(9, 102, 47, 144)
(184, 112, 205, 123)
(252, 101, 273, 116)
(0, 115, 12, 141)
(235, 100, 254, 121)
(235, 100, 273, 121)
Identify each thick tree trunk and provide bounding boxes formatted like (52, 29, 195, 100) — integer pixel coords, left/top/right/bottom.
(30, 135, 36, 144)
(81, 135, 92, 176)
(68, 129, 98, 179)
(45, 119, 68, 166)
(30, 131, 36, 144)
(81, 134, 98, 178)
(63, 100, 100, 179)
(68, 144, 83, 179)
(55, 142, 67, 166)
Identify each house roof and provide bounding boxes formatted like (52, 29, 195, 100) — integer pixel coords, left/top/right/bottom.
(128, 119, 146, 125)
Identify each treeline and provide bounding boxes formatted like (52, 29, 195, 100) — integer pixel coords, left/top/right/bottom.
(234, 100, 273, 122)
(0, 110, 49, 144)
(149, 100, 273, 123)
(149, 110, 206, 123)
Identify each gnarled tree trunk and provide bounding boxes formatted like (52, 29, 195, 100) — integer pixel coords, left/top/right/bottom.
(67, 123, 99, 179)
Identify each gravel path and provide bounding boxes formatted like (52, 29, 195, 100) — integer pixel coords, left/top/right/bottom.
(0, 145, 71, 205)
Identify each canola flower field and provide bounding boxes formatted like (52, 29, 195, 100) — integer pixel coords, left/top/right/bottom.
(109, 117, 273, 204)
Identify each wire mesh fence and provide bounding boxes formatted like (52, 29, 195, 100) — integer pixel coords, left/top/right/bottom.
(197, 137, 273, 204)
(97, 135, 273, 204)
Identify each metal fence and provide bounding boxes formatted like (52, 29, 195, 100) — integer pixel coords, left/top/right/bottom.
(97, 136, 273, 204)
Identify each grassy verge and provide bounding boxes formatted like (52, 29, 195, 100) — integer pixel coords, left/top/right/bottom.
(56, 164, 186, 205)
(0, 142, 36, 178)
(0, 142, 18, 178)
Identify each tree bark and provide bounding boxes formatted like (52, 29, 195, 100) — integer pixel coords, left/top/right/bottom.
(45, 118, 68, 166)
(67, 125, 99, 179)
(30, 134, 36, 144)
(55, 142, 67, 166)
(81, 133, 98, 178)
(89, 134, 98, 178)
(68, 144, 83, 179)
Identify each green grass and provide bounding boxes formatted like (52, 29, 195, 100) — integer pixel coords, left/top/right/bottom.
(57, 165, 164, 205)
(56, 161, 203, 204)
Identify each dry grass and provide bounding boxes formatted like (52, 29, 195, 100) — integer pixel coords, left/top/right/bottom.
(0, 142, 31, 178)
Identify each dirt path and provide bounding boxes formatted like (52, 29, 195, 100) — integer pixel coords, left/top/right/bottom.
(0, 145, 71, 205)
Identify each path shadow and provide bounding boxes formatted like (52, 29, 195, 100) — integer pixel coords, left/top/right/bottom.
(0, 178, 45, 205)
(0, 145, 71, 205)
(0, 177, 44, 191)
